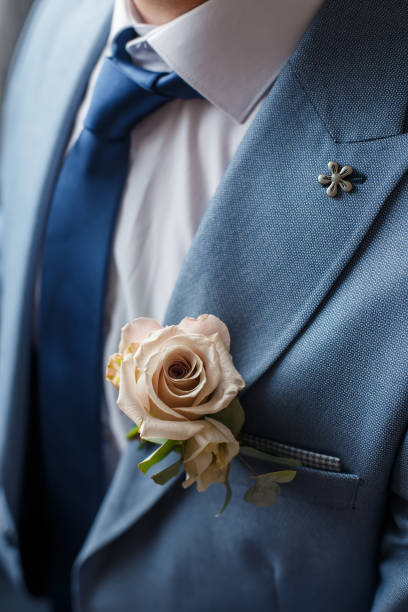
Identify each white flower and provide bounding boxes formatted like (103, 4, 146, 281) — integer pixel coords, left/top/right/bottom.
(108, 314, 245, 442)
(182, 418, 240, 492)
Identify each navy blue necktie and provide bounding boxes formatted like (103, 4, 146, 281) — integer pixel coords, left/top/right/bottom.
(36, 27, 201, 604)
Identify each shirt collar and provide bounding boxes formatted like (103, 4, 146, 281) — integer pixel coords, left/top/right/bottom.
(110, 0, 324, 123)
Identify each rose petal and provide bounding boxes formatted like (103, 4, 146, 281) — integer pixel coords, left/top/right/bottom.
(166, 376, 201, 394)
(105, 352, 123, 390)
(139, 415, 206, 441)
(178, 314, 231, 351)
(182, 418, 239, 492)
(141, 334, 221, 417)
(158, 368, 206, 408)
(143, 366, 189, 421)
(195, 466, 228, 492)
(162, 348, 205, 397)
(133, 325, 179, 363)
(183, 439, 213, 476)
(119, 317, 163, 353)
(174, 335, 244, 418)
(117, 356, 148, 425)
(162, 348, 200, 385)
(204, 417, 240, 444)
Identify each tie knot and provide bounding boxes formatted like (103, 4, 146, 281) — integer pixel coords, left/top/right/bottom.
(84, 27, 202, 140)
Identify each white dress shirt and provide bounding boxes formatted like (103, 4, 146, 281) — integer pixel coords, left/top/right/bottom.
(68, 0, 324, 476)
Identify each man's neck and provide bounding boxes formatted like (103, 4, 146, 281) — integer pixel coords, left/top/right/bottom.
(132, 0, 208, 25)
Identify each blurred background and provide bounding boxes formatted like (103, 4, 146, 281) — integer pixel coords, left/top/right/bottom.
(1, 0, 50, 609)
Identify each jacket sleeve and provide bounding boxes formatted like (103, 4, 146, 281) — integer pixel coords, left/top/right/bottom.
(371, 428, 408, 611)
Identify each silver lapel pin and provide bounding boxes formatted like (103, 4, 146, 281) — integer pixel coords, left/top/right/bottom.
(318, 161, 354, 197)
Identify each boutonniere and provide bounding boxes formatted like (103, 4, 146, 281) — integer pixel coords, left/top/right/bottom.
(106, 314, 296, 514)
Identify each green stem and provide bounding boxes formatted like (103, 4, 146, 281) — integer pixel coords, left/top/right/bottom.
(126, 425, 140, 440)
(138, 439, 180, 474)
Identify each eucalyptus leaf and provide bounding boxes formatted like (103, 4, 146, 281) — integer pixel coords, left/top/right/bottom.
(126, 425, 140, 440)
(244, 481, 281, 507)
(213, 398, 245, 438)
(152, 457, 183, 485)
(254, 470, 297, 484)
(239, 446, 302, 468)
(138, 439, 180, 474)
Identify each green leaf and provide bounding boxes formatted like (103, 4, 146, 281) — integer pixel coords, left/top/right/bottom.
(253, 470, 297, 484)
(216, 467, 232, 517)
(126, 425, 140, 440)
(138, 439, 180, 474)
(151, 457, 183, 485)
(244, 481, 281, 507)
(213, 397, 245, 438)
(244, 470, 296, 507)
(239, 446, 302, 468)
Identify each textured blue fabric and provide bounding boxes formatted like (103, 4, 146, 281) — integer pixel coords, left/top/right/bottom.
(36, 26, 200, 608)
(1, 0, 408, 611)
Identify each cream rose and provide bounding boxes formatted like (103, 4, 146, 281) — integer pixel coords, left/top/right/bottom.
(182, 417, 240, 492)
(112, 314, 245, 441)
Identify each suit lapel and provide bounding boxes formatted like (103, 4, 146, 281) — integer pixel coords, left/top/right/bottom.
(75, 441, 181, 568)
(0, 0, 113, 521)
(76, 0, 408, 569)
(163, 0, 408, 392)
(162, 66, 408, 392)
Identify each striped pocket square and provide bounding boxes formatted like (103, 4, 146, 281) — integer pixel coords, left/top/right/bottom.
(240, 433, 342, 472)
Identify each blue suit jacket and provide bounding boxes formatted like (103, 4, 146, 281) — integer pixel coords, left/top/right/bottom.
(1, 0, 408, 610)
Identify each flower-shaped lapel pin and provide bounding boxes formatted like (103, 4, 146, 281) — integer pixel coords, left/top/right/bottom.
(318, 161, 354, 197)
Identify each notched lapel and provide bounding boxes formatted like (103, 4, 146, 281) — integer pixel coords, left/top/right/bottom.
(74, 441, 180, 575)
(163, 62, 408, 393)
(164, 0, 408, 392)
(288, 0, 408, 143)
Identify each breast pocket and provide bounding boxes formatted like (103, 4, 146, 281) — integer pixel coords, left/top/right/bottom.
(239, 437, 361, 510)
